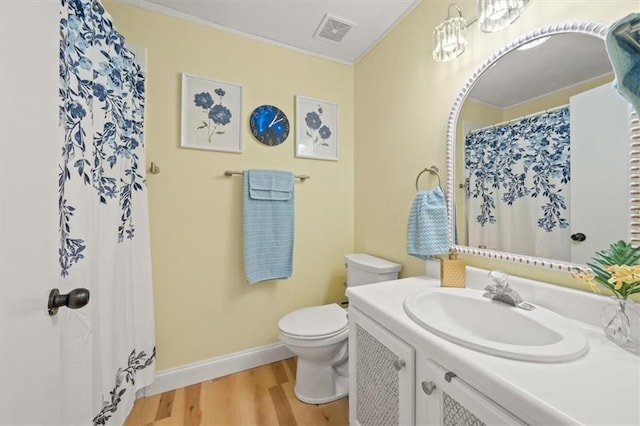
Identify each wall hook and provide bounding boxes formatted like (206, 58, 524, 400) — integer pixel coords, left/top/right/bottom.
(149, 162, 160, 174)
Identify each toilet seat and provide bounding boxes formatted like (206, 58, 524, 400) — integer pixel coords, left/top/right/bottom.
(278, 303, 347, 339)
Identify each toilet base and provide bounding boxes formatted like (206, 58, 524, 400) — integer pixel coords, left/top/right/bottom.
(278, 303, 350, 405)
(293, 358, 349, 404)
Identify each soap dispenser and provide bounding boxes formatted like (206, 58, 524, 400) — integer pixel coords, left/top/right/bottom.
(440, 249, 466, 288)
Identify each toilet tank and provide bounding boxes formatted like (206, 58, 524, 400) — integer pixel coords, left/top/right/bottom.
(344, 253, 401, 287)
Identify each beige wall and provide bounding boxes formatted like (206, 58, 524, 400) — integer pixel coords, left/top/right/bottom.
(104, 1, 355, 371)
(354, 1, 638, 287)
(106, 0, 638, 371)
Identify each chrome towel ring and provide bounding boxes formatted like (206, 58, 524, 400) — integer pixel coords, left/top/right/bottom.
(415, 166, 441, 192)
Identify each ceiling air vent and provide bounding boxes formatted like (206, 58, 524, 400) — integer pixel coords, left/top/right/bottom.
(313, 14, 355, 43)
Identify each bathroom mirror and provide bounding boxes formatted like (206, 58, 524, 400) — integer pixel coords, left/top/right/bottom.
(446, 22, 640, 272)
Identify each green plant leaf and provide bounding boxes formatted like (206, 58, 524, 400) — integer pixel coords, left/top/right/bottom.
(587, 240, 640, 298)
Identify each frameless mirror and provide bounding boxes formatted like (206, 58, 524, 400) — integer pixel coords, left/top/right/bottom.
(446, 22, 639, 271)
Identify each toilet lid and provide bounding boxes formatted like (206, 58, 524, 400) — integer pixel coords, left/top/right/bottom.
(279, 303, 347, 338)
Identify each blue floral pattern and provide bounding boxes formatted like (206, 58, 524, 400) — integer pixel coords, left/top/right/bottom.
(93, 348, 156, 425)
(304, 105, 332, 151)
(465, 108, 570, 232)
(194, 88, 232, 142)
(59, 0, 146, 276)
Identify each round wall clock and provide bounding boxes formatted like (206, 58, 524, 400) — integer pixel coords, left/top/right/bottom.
(249, 105, 290, 146)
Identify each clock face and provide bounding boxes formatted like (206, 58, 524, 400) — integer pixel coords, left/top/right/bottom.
(249, 105, 290, 146)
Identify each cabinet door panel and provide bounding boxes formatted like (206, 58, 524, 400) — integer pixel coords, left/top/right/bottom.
(349, 307, 415, 426)
(417, 359, 525, 425)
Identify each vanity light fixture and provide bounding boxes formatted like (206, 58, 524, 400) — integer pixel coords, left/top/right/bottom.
(478, 0, 526, 33)
(432, 3, 467, 62)
(433, 1, 531, 62)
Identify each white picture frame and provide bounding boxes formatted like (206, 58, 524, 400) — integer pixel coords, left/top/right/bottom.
(295, 95, 338, 161)
(181, 73, 242, 153)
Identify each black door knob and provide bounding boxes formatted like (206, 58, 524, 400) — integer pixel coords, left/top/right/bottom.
(571, 233, 587, 242)
(48, 288, 90, 316)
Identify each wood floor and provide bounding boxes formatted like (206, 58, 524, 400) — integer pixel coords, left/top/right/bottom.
(125, 357, 349, 425)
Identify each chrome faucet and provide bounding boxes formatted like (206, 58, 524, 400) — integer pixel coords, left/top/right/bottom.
(483, 271, 535, 311)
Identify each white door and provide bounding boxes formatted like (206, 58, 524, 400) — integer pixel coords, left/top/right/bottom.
(570, 83, 631, 264)
(0, 2, 66, 424)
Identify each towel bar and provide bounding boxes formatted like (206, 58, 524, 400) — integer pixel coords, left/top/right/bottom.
(224, 170, 310, 182)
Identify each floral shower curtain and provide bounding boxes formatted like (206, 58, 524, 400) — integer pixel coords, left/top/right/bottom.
(59, 0, 155, 424)
(464, 107, 571, 260)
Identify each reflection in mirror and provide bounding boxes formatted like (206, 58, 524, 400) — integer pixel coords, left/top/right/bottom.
(447, 23, 638, 270)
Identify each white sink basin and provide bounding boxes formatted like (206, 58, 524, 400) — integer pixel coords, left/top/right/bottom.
(403, 288, 588, 362)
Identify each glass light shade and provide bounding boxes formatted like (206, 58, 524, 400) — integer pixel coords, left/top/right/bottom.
(433, 15, 467, 62)
(478, 0, 525, 33)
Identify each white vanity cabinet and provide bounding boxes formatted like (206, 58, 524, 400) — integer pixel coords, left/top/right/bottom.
(416, 359, 525, 425)
(347, 276, 640, 425)
(349, 307, 415, 426)
(350, 305, 524, 426)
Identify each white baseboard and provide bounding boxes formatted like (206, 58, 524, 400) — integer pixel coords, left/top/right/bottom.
(141, 342, 294, 396)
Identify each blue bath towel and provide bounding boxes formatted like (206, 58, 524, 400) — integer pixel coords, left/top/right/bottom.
(243, 169, 294, 284)
(407, 187, 450, 260)
(606, 13, 640, 115)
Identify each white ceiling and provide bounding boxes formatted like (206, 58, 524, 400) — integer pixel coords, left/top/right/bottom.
(115, 1, 613, 108)
(119, 0, 420, 64)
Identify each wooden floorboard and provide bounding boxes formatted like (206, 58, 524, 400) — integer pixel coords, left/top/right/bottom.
(125, 358, 349, 426)
(155, 390, 176, 421)
(183, 383, 202, 426)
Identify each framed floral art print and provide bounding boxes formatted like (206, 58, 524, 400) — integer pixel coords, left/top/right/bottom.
(181, 73, 243, 153)
(295, 95, 338, 161)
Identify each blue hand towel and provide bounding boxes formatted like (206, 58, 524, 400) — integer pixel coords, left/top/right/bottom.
(243, 169, 294, 284)
(407, 187, 450, 260)
(606, 13, 640, 115)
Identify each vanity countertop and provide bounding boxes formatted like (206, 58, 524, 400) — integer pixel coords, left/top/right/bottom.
(346, 274, 640, 425)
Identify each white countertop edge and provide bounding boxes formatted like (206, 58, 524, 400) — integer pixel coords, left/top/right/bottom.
(347, 275, 640, 425)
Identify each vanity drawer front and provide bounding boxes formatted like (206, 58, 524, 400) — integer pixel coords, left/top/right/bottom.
(417, 359, 526, 426)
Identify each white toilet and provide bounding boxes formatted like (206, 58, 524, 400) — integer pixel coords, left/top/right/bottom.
(278, 253, 401, 404)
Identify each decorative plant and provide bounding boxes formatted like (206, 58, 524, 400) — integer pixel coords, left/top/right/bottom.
(193, 88, 232, 143)
(573, 240, 640, 300)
